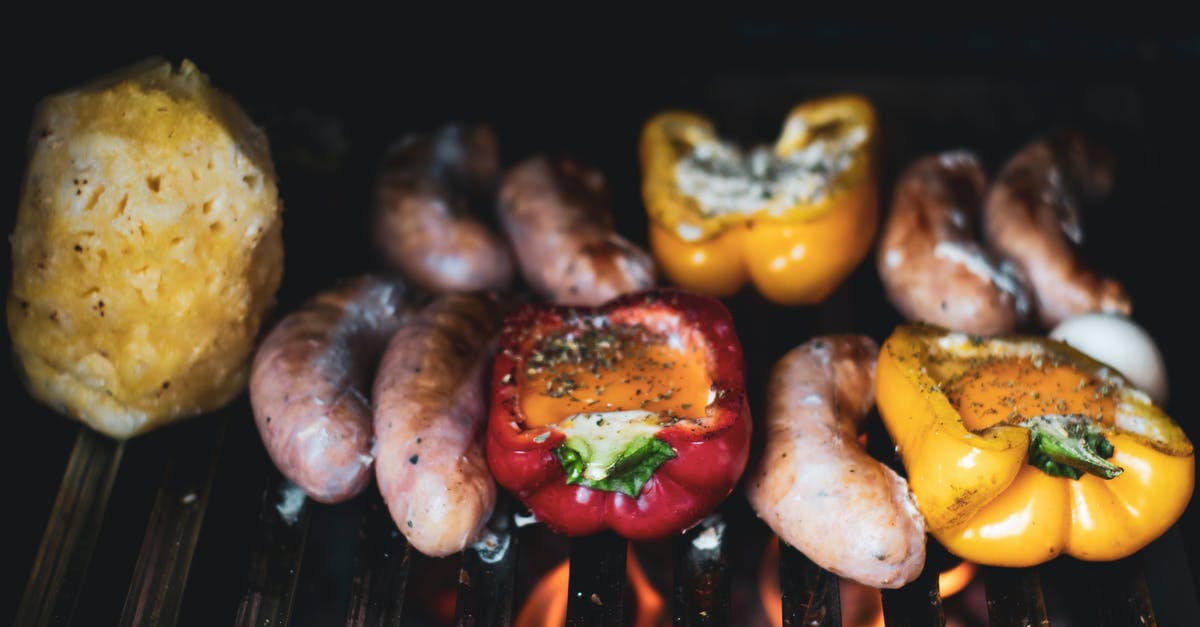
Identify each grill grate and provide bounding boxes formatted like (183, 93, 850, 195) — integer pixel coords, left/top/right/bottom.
(565, 533, 626, 627)
(14, 429, 123, 627)
(779, 542, 839, 627)
(879, 554, 941, 627)
(343, 499, 411, 627)
(120, 416, 225, 626)
(454, 503, 517, 627)
(15, 420, 1189, 626)
(234, 469, 311, 627)
(983, 567, 1048, 626)
(673, 517, 730, 626)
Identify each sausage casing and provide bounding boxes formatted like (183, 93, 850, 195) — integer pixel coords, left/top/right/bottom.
(375, 124, 513, 293)
(498, 156, 655, 305)
(745, 335, 926, 589)
(372, 292, 505, 557)
(984, 133, 1130, 327)
(250, 276, 415, 503)
(878, 151, 1029, 335)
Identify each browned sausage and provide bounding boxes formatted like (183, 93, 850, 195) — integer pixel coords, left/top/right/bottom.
(984, 132, 1130, 327)
(372, 292, 505, 557)
(374, 124, 514, 293)
(250, 276, 416, 503)
(745, 335, 926, 589)
(878, 151, 1030, 335)
(498, 156, 655, 305)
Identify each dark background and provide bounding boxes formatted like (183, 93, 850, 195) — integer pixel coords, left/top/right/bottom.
(4, 17, 1200, 625)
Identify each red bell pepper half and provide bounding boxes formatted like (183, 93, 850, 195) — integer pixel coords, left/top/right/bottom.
(486, 288, 751, 539)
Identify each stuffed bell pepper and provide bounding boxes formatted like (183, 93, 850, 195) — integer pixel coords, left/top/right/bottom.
(640, 94, 878, 305)
(876, 323, 1194, 567)
(486, 288, 752, 539)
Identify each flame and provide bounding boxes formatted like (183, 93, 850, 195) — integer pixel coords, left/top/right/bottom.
(937, 560, 976, 598)
(758, 536, 977, 627)
(757, 541, 783, 624)
(517, 559, 570, 627)
(515, 545, 666, 627)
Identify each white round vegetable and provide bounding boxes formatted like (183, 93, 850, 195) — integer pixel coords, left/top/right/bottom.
(1049, 313, 1168, 406)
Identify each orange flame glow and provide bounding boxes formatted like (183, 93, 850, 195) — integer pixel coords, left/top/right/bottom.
(517, 559, 570, 627)
(757, 541, 783, 625)
(515, 545, 666, 627)
(937, 560, 977, 598)
(758, 537, 977, 627)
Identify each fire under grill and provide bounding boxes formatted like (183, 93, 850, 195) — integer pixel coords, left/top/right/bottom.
(13, 350, 1200, 626)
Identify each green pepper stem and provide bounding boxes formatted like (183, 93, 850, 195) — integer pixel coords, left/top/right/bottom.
(555, 435, 676, 498)
(1022, 415, 1123, 480)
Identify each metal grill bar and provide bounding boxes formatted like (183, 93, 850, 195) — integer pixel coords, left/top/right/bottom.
(1090, 557, 1157, 627)
(779, 541, 840, 627)
(344, 499, 412, 627)
(672, 516, 730, 626)
(565, 531, 626, 627)
(233, 472, 311, 626)
(983, 566, 1050, 626)
(14, 427, 125, 627)
(8, 409, 1191, 627)
(453, 505, 518, 627)
(880, 561, 943, 627)
(119, 416, 227, 626)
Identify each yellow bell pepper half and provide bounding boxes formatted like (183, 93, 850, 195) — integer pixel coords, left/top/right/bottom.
(640, 95, 879, 305)
(875, 323, 1193, 567)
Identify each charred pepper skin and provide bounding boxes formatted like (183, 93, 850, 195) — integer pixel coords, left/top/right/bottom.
(640, 94, 879, 305)
(486, 288, 752, 540)
(875, 322, 1194, 567)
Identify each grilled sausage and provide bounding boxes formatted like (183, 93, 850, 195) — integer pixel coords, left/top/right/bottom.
(375, 124, 514, 293)
(878, 151, 1029, 335)
(372, 292, 505, 557)
(983, 132, 1130, 327)
(250, 276, 415, 503)
(498, 156, 655, 305)
(745, 335, 926, 589)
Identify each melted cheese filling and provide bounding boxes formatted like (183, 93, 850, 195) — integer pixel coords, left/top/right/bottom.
(944, 356, 1118, 431)
(674, 126, 866, 216)
(555, 410, 663, 480)
(519, 324, 711, 429)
